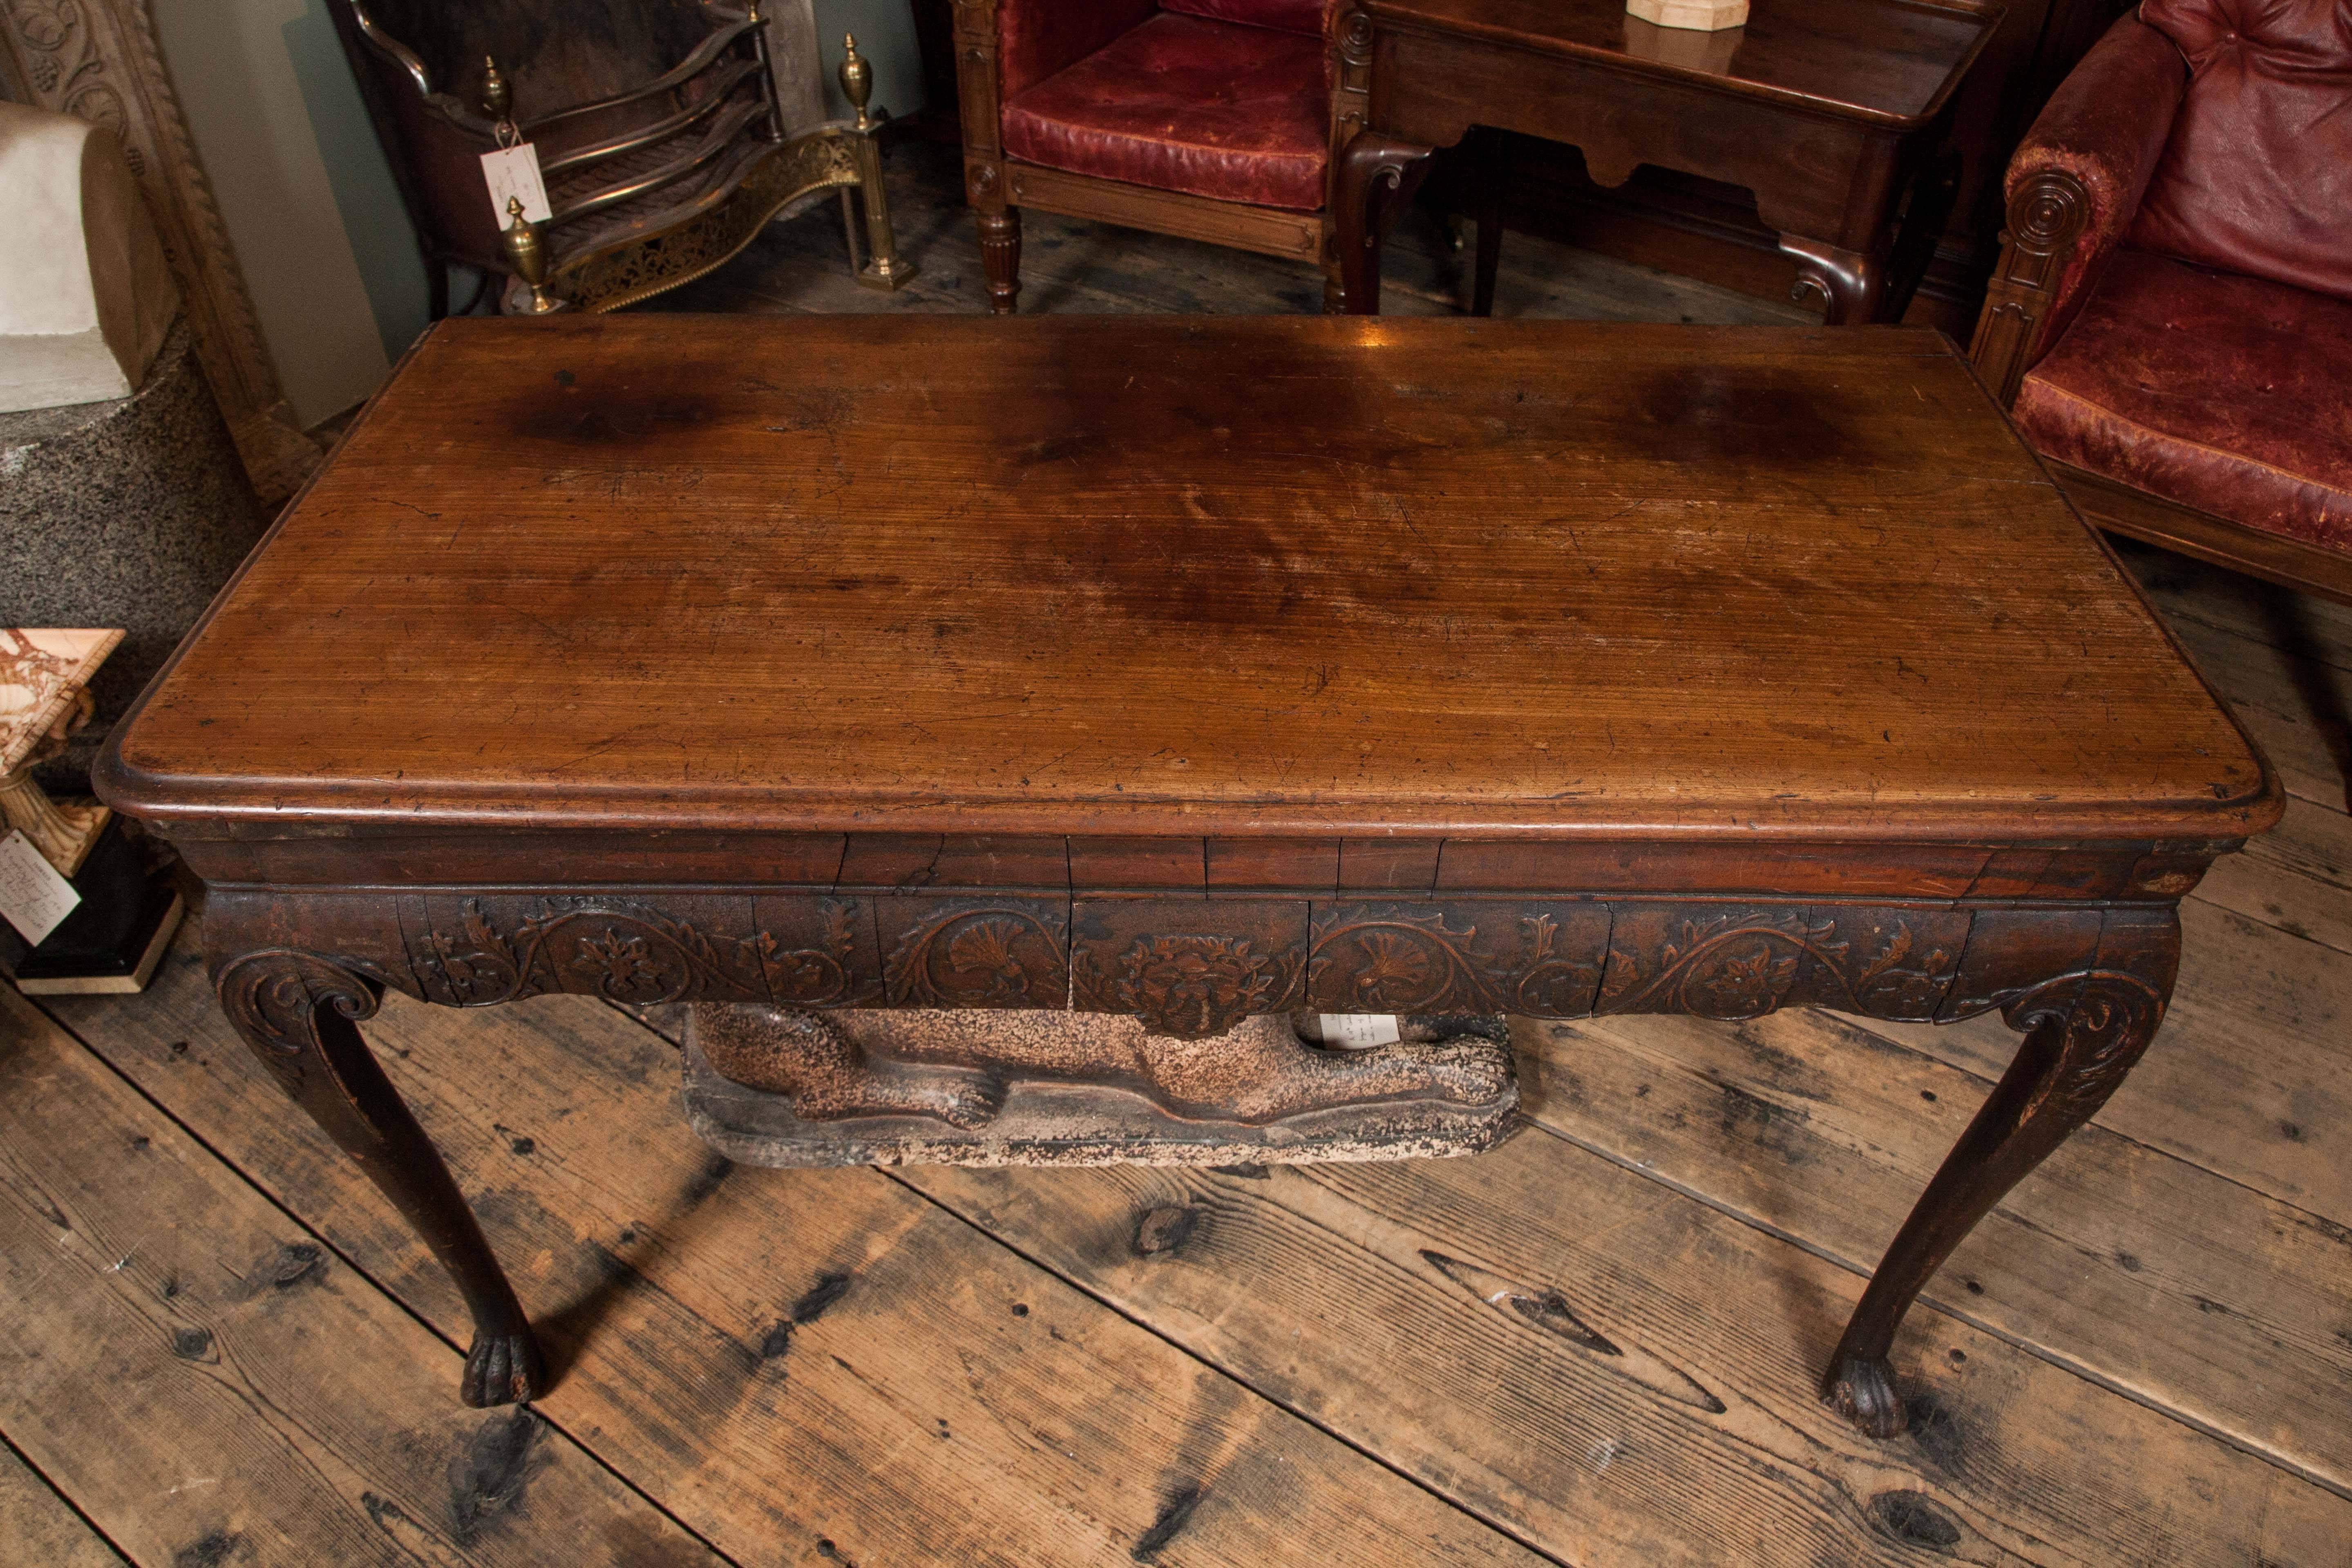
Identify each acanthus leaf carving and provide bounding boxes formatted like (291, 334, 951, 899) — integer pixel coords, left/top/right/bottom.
(416, 896, 855, 1008)
(1105, 932, 1301, 1041)
(2000, 969, 2167, 1127)
(1600, 909, 1957, 1021)
(214, 949, 386, 1096)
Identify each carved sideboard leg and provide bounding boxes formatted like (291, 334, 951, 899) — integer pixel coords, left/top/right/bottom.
(215, 950, 545, 1407)
(977, 208, 1022, 315)
(1822, 947, 2173, 1436)
(1335, 130, 1436, 315)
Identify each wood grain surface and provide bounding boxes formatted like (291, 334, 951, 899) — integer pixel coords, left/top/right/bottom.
(102, 316, 2269, 842)
(1526, 1006, 2352, 1494)
(0, 1440, 123, 1568)
(0, 986, 721, 1568)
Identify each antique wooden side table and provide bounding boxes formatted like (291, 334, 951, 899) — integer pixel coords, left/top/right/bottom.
(1329, 0, 1999, 323)
(96, 315, 2276, 1439)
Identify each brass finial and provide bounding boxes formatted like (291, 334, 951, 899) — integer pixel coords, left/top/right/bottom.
(838, 33, 874, 133)
(744, 0, 763, 22)
(481, 55, 512, 122)
(499, 195, 558, 314)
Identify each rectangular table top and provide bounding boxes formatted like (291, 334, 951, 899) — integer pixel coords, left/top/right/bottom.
(1363, 0, 1997, 125)
(101, 315, 2273, 849)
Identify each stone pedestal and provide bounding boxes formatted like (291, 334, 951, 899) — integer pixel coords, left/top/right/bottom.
(2, 320, 266, 788)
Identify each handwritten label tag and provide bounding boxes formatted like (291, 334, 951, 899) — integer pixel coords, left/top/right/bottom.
(481, 143, 551, 225)
(0, 829, 81, 945)
(1317, 1014, 1402, 1050)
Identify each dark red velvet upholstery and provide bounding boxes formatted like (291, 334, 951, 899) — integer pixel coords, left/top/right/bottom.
(1000, 12, 1330, 210)
(1159, 0, 1326, 36)
(2132, 0, 2352, 302)
(2016, 249, 2352, 550)
(999, 0, 1158, 102)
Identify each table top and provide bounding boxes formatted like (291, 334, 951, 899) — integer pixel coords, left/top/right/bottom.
(1364, 0, 1999, 125)
(100, 315, 2273, 848)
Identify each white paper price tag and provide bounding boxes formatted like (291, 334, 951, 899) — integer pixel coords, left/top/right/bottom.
(481, 143, 551, 225)
(1317, 1014, 1401, 1050)
(0, 829, 81, 946)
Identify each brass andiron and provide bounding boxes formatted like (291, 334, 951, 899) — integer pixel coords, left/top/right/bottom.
(480, 54, 513, 133)
(499, 196, 560, 313)
(839, 34, 917, 292)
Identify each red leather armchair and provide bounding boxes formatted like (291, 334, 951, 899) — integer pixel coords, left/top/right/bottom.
(952, 0, 1345, 313)
(1970, 0, 2352, 600)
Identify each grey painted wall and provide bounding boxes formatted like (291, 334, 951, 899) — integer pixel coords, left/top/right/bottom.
(812, 0, 926, 123)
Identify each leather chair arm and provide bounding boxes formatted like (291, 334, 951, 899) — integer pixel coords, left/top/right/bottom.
(995, 0, 1160, 102)
(1970, 14, 2187, 406)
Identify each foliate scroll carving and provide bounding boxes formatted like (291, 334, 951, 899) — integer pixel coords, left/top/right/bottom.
(880, 898, 1069, 1009)
(414, 896, 856, 1008)
(1597, 906, 1964, 1022)
(215, 951, 385, 1095)
(2000, 969, 2168, 1128)
(1307, 902, 1607, 1019)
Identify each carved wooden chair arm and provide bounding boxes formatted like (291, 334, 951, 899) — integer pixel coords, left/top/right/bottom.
(1969, 14, 2188, 406)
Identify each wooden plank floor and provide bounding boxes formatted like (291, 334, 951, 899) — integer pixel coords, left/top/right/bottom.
(9, 142, 2349, 1565)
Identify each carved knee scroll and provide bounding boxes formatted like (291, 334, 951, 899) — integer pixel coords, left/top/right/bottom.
(1822, 910, 2177, 1438)
(1335, 130, 1436, 315)
(213, 947, 544, 1407)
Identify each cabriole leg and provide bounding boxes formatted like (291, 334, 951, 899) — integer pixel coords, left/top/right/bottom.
(1334, 130, 1435, 315)
(215, 949, 544, 1407)
(1824, 960, 2171, 1435)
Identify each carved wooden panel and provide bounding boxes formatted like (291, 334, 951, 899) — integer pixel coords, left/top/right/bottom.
(751, 893, 883, 1008)
(407, 893, 780, 1007)
(1306, 900, 1610, 1019)
(874, 894, 1069, 1010)
(1, 0, 317, 500)
(218, 887, 2180, 1042)
(1597, 904, 1971, 1022)
(1071, 898, 1309, 1039)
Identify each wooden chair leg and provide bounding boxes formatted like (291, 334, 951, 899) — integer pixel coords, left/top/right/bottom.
(978, 208, 1021, 315)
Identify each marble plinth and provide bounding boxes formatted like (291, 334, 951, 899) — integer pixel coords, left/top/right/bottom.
(2, 320, 265, 788)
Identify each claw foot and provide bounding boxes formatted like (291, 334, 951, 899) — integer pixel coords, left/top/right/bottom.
(461, 1328, 546, 1407)
(906, 1067, 1008, 1130)
(1822, 1353, 1906, 1438)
